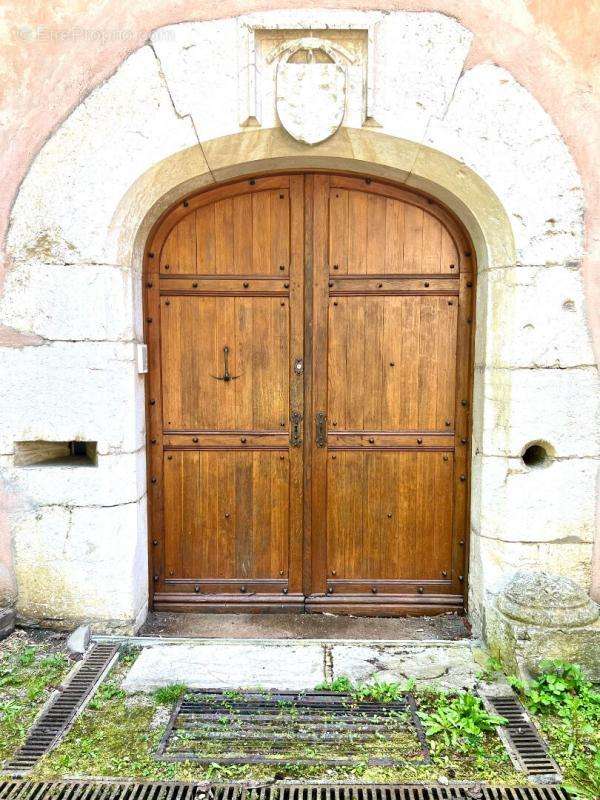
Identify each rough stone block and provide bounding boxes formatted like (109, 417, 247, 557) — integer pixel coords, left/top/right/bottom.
(0, 261, 135, 342)
(478, 366, 600, 458)
(330, 642, 478, 691)
(122, 643, 325, 692)
(67, 623, 91, 655)
(7, 47, 197, 265)
(486, 572, 600, 682)
(0, 341, 144, 454)
(425, 64, 584, 265)
(0, 608, 16, 640)
(150, 19, 239, 142)
(470, 454, 598, 546)
(13, 499, 148, 631)
(478, 265, 595, 369)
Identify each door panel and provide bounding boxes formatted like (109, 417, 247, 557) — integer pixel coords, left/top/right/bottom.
(160, 296, 289, 430)
(326, 451, 454, 582)
(327, 296, 458, 431)
(146, 172, 473, 614)
(307, 174, 473, 614)
(163, 450, 289, 581)
(160, 188, 291, 275)
(147, 175, 304, 610)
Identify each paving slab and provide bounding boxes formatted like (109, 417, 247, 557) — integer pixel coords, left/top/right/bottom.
(331, 641, 480, 690)
(121, 642, 325, 693)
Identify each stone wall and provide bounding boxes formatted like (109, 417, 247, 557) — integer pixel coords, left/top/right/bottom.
(0, 9, 598, 635)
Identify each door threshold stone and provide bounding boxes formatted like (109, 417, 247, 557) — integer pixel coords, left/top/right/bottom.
(110, 637, 482, 694)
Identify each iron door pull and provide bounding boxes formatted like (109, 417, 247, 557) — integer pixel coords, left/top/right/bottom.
(290, 411, 302, 447)
(315, 411, 327, 447)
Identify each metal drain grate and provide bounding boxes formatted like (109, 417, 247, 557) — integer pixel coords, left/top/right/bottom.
(3, 644, 119, 775)
(156, 690, 430, 767)
(484, 695, 561, 780)
(0, 782, 573, 800)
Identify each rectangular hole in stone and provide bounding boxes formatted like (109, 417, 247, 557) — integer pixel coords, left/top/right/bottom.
(14, 441, 98, 467)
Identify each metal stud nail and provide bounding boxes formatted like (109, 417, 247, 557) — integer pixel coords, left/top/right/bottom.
(329, 281, 334, 288)
(327, 587, 333, 594)
(467, 281, 473, 288)
(241, 437, 247, 443)
(148, 252, 155, 258)
(371, 587, 378, 594)
(151, 477, 157, 483)
(152, 539, 159, 546)
(192, 282, 198, 288)
(369, 437, 375, 443)
(461, 399, 468, 406)
(424, 282, 429, 287)
(279, 265, 285, 270)
(154, 574, 159, 581)
(150, 399, 156, 405)
(418, 586, 424, 594)
(167, 455, 173, 461)
(442, 570, 448, 577)
(243, 281, 249, 288)
(460, 474, 466, 481)
(165, 300, 170, 306)
(387, 513, 392, 519)
(195, 584, 200, 593)
(443, 455, 449, 461)
(147, 282, 153, 288)
(461, 437, 467, 444)
(147, 317, 153, 323)
(183, 200, 189, 208)
(192, 437, 199, 443)
(417, 437, 423, 444)
(151, 438, 157, 445)
(284, 282, 289, 288)
(240, 585, 247, 593)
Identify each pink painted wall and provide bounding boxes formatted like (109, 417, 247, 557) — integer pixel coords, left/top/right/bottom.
(0, 0, 599, 602)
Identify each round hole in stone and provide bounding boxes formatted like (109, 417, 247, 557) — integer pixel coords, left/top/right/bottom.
(521, 441, 554, 469)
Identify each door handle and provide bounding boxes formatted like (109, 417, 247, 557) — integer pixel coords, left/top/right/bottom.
(315, 411, 327, 447)
(290, 411, 302, 447)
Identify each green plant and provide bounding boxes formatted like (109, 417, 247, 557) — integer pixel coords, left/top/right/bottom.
(477, 656, 504, 683)
(316, 676, 354, 692)
(88, 681, 126, 710)
(352, 679, 404, 703)
(419, 692, 507, 751)
(316, 675, 413, 703)
(511, 661, 600, 719)
(152, 684, 186, 705)
(510, 661, 600, 798)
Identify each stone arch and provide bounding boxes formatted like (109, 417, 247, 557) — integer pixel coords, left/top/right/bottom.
(115, 128, 513, 628)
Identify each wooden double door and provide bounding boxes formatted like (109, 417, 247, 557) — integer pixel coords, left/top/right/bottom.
(145, 173, 474, 614)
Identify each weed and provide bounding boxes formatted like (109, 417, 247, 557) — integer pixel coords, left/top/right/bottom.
(152, 684, 186, 705)
(511, 660, 600, 798)
(477, 656, 504, 683)
(418, 692, 507, 752)
(316, 675, 414, 703)
(0, 640, 69, 762)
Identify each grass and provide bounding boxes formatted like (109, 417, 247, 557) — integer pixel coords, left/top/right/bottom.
(0, 635, 70, 762)
(1, 635, 596, 793)
(32, 667, 521, 784)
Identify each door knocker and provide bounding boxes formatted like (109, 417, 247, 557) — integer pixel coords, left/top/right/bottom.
(211, 346, 240, 382)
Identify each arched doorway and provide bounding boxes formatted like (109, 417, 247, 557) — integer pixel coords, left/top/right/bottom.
(144, 171, 475, 615)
